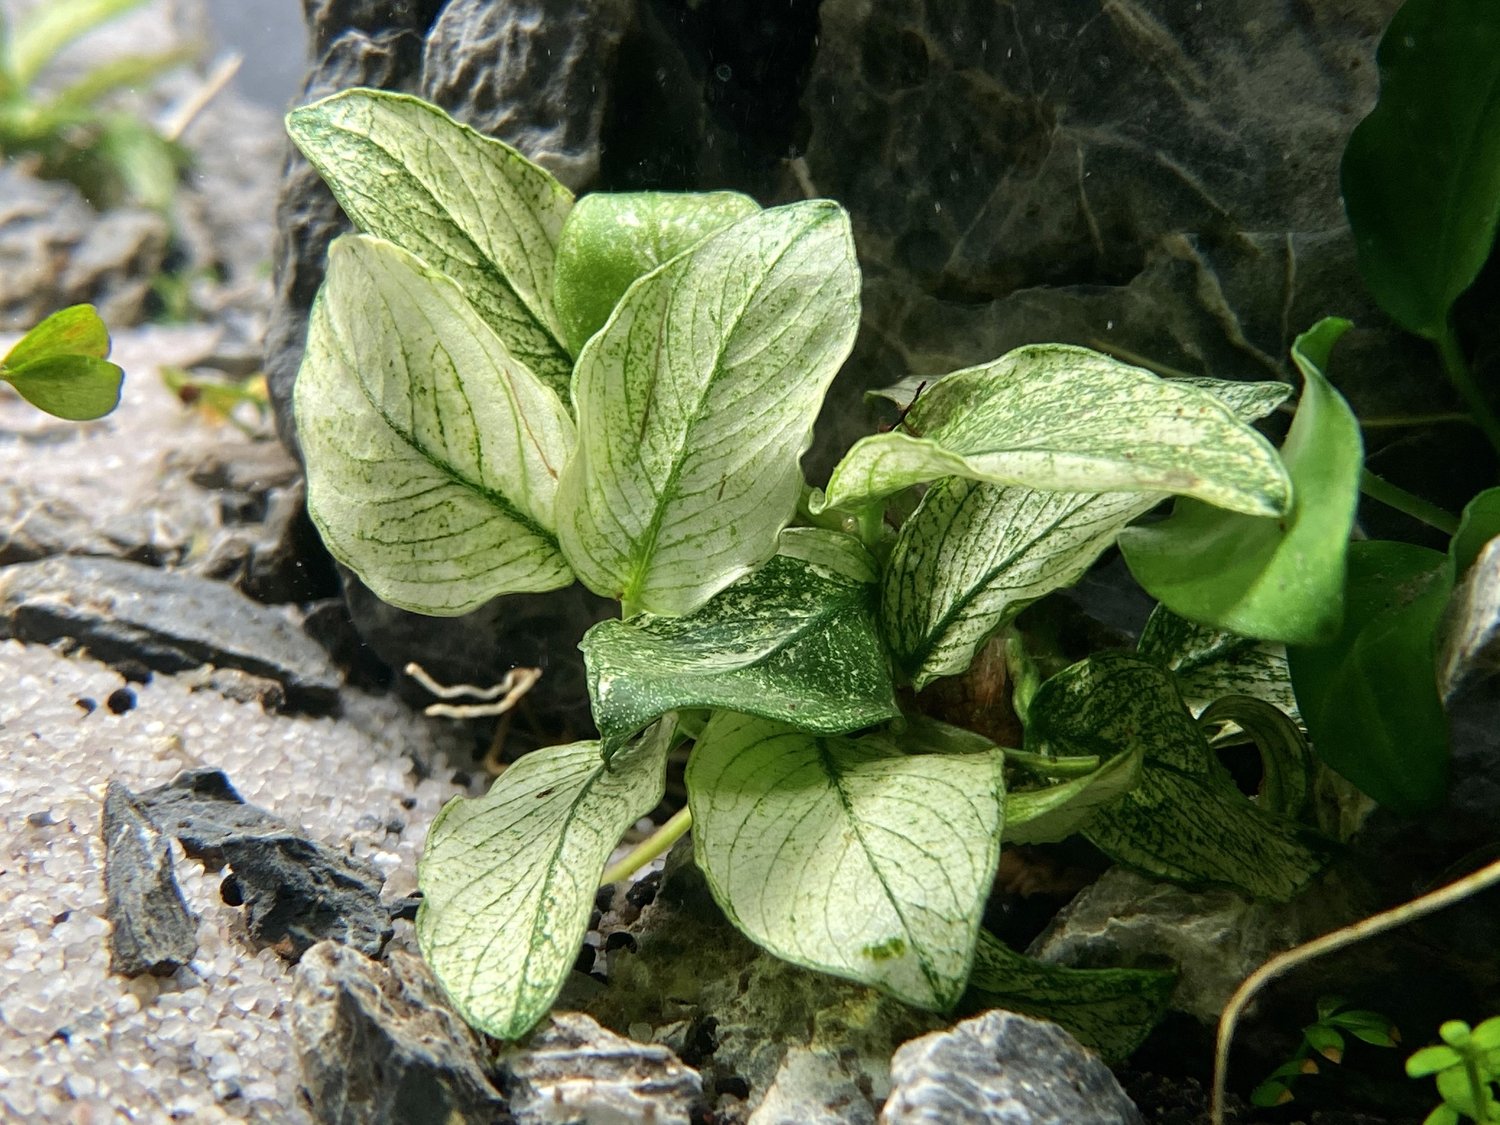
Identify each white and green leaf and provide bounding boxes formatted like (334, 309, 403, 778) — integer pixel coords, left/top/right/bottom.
(583, 528, 896, 756)
(687, 712, 1004, 1010)
(286, 88, 575, 397)
(558, 201, 861, 615)
(821, 344, 1291, 517)
(294, 234, 575, 615)
(416, 726, 672, 1039)
(1003, 748, 1143, 846)
(1138, 605, 1300, 724)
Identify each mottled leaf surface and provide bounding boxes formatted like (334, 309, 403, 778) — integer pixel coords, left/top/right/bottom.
(1138, 606, 1299, 724)
(687, 713, 1004, 1010)
(821, 345, 1289, 517)
(558, 201, 860, 614)
(583, 528, 895, 756)
(1003, 749, 1143, 846)
(287, 89, 575, 396)
(295, 235, 575, 615)
(967, 931, 1175, 1061)
(417, 729, 670, 1038)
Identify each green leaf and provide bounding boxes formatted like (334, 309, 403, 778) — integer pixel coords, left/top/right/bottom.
(1471, 1017, 1500, 1051)
(687, 712, 1004, 1011)
(2, 354, 123, 420)
(1306, 1024, 1346, 1061)
(1250, 1080, 1295, 1108)
(1120, 318, 1363, 646)
(1340, 0, 1500, 338)
(1138, 605, 1300, 724)
(1026, 654, 1332, 900)
(286, 89, 575, 398)
(2, 304, 110, 366)
(965, 931, 1175, 1062)
(554, 190, 760, 355)
(1288, 540, 1451, 815)
(820, 344, 1290, 517)
(1421, 1104, 1461, 1125)
(558, 200, 860, 615)
(294, 234, 575, 615)
(583, 528, 896, 757)
(9, 0, 148, 87)
(51, 47, 195, 110)
(1450, 487, 1500, 579)
(416, 726, 672, 1039)
(1196, 696, 1312, 820)
(1003, 748, 1143, 846)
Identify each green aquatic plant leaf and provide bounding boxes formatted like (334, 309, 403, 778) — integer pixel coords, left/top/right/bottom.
(294, 234, 575, 615)
(417, 726, 671, 1039)
(1449, 487, 1500, 581)
(1003, 748, 1143, 846)
(966, 931, 1176, 1062)
(1026, 653, 1332, 901)
(1340, 0, 1500, 338)
(0, 304, 122, 421)
(880, 376, 1290, 690)
(820, 344, 1290, 518)
(3, 303, 110, 365)
(8, 0, 148, 87)
(287, 88, 575, 398)
(687, 712, 1004, 1011)
(1120, 318, 1363, 646)
(553, 190, 760, 356)
(582, 528, 896, 757)
(558, 200, 860, 615)
(1288, 540, 1451, 815)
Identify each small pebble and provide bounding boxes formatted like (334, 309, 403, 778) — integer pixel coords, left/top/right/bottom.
(106, 687, 137, 714)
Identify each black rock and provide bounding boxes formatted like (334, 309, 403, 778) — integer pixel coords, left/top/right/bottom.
(137, 769, 391, 961)
(0, 555, 342, 713)
(101, 781, 198, 977)
(881, 1009, 1143, 1125)
(292, 941, 508, 1125)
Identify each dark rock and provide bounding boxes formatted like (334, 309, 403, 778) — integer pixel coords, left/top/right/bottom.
(137, 769, 391, 960)
(505, 1012, 702, 1125)
(291, 940, 508, 1125)
(0, 165, 169, 331)
(0, 555, 342, 713)
(881, 1009, 1143, 1125)
(101, 781, 198, 977)
(105, 687, 137, 715)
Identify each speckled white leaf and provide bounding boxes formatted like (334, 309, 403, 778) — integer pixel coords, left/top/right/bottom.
(417, 727, 671, 1039)
(821, 345, 1290, 517)
(287, 89, 574, 397)
(583, 529, 896, 756)
(1138, 605, 1300, 724)
(558, 201, 860, 615)
(687, 713, 1004, 1010)
(1003, 749, 1143, 846)
(882, 377, 1291, 690)
(295, 235, 574, 615)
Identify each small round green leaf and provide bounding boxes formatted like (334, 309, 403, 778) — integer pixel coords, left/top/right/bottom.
(2, 354, 123, 420)
(2, 303, 110, 367)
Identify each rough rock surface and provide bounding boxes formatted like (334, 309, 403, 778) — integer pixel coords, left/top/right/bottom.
(881, 1009, 1142, 1125)
(101, 780, 198, 977)
(292, 941, 507, 1125)
(0, 555, 342, 713)
(505, 1011, 702, 1125)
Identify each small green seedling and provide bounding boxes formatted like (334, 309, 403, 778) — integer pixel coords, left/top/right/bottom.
(1, 304, 123, 420)
(1252, 996, 1399, 1108)
(1407, 1018, 1500, 1125)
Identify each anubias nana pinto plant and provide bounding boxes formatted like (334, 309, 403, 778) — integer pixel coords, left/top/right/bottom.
(282, 84, 1477, 1056)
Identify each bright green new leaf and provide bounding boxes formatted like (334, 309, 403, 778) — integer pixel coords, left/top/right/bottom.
(1120, 319, 1363, 646)
(1026, 654, 1331, 900)
(687, 712, 1004, 1011)
(820, 344, 1290, 517)
(1340, 0, 1500, 338)
(417, 727, 671, 1039)
(1138, 605, 1300, 724)
(3, 303, 110, 366)
(558, 201, 860, 615)
(2, 354, 124, 421)
(881, 376, 1291, 690)
(554, 190, 760, 355)
(287, 89, 575, 397)
(966, 930, 1176, 1062)
(583, 528, 896, 757)
(9, 0, 148, 87)
(1003, 748, 1143, 846)
(1288, 540, 1451, 815)
(294, 235, 575, 615)
(1450, 487, 1500, 580)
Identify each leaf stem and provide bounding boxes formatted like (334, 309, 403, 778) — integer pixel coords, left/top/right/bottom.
(1436, 323, 1500, 459)
(1359, 469, 1459, 536)
(600, 806, 692, 886)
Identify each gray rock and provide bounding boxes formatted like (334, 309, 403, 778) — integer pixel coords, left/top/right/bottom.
(0, 165, 169, 331)
(0, 555, 342, 713)
(750, 1046, 875, 1125)
(100, 780, 198, 977)
(137, 768, 391, 960)
(881, 1009, 1142, 1125)
(292, 940, 507, 1125)
(1440, 536, 1500, 702)
(505, 1012, 702, 1125)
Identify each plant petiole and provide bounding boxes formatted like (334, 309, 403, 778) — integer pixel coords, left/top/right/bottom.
(600, 805, 692, 887)
(1436, 322, 1500, 461)
(1359, 469, 1460, 536)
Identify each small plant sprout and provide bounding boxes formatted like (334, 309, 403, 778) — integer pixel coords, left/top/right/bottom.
(1407, 1018, 1500, 1125)
(1252, 996, 1398, 1108)
(1, 304, 123, 421)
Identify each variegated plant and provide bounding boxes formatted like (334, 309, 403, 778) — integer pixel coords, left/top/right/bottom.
(287, 89, 1362, 1057)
